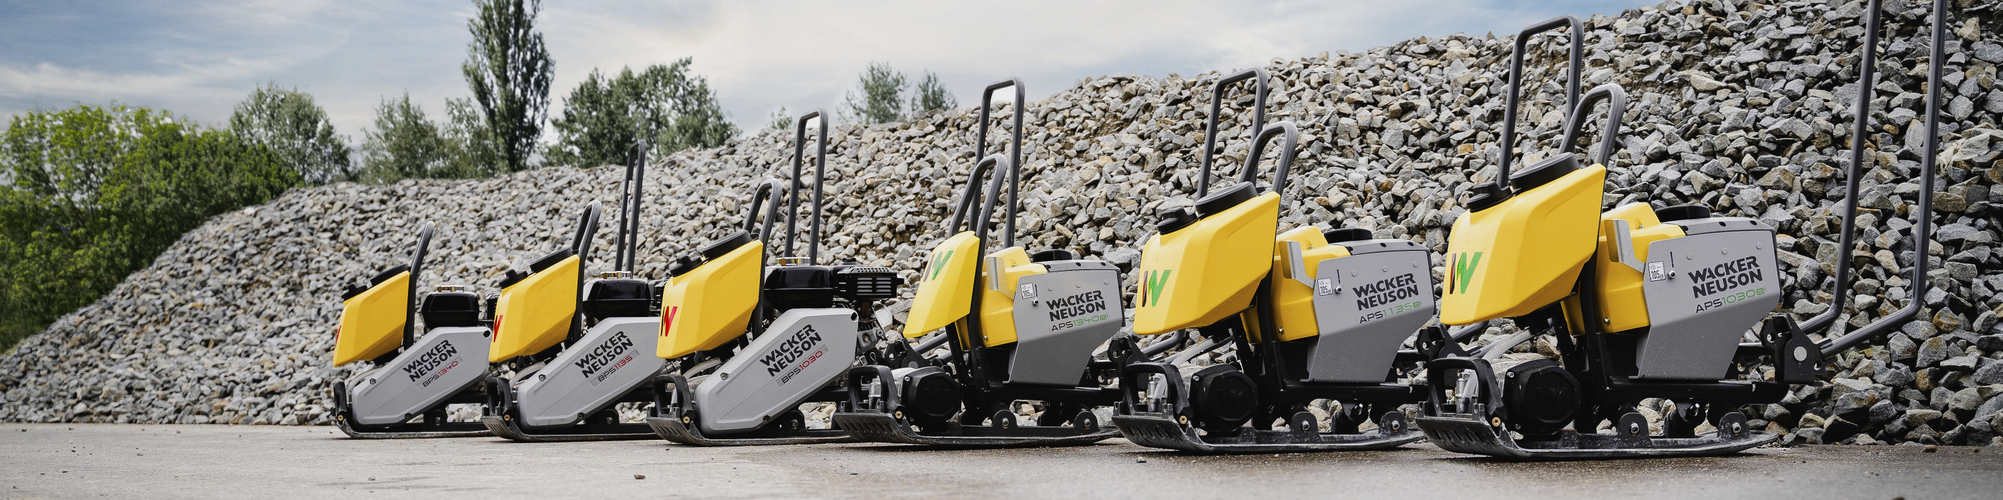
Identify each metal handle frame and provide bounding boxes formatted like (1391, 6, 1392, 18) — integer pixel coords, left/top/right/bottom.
(1559, 84, 1628, 168)
(1495, 15, 1585, 195)
(786, 109, 830, 264)
(404, 224, 435, 348)
(743, 179, 789, 244)
(1242, 122, 1301, 204)
(611, 140, 648, 273)
(1817, 0, 1944, 355)
(975, 78, 1027, 248)
(569, 201, 602, 341)
(1197, 68, 1270, 198)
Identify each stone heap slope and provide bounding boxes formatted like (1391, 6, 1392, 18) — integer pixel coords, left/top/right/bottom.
(4, 0, 2003, 445)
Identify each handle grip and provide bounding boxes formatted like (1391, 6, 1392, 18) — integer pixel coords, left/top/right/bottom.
(1197, 68, 1269, 198)
(786, 109, 830, 264)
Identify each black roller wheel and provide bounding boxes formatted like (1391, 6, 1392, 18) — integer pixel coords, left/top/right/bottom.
(1287, 411, 1318, 434)
(1071, 410, 1100, 431)
(989, 410, 1018, 430)
(1617, 412, 1650, 438)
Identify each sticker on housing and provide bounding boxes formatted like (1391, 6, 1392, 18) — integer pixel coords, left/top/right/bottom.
(1647, 261, 1669, 282)
(1315, 278, 1337, 296)
(1018, 282, 1036, 300)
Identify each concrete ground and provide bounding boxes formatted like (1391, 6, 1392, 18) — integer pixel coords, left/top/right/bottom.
(2, 423, 1999, 499)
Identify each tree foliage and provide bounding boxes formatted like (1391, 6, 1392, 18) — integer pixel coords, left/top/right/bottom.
(0, 104, 297, 351)
(841, 62, 907, 125)
(910, 71, 957, 115)
(547, 59, 738, 167)
(229, 83, 353, 184)
(357, 95, 500, 184)
(767, 106, 792, 131)
(462, 0, 553, 174)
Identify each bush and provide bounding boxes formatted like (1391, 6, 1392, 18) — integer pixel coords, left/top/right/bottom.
(0, 104, 297, 352)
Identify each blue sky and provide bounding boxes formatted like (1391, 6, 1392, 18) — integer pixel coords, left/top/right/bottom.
(0, 0, 1656, 141)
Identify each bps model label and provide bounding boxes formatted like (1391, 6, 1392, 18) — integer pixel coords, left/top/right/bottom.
(574, 332, 636, 384)
(403, 340, 461, 388)
(1045, 290, 1111, 332)
(761, 325, 826, 385)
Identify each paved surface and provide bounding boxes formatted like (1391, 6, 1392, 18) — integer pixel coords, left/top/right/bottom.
(3, 423, 2001, 499)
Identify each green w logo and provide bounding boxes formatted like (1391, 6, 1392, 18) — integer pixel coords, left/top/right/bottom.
(1451, 252, 1482, 294)
(1141, 269, 1173, 307)
(926, 250, 955, 281)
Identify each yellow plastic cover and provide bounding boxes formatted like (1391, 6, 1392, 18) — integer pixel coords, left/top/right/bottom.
(488, 255, 581, 362)
(656, 241, 765, 359)
(1133, 192, 1281, 335)
(1593, 202, 1684, 333)
(333, 271, 410, 366)
(977, 247, 1045, 347)
(902, 232, 981, 338)
(1440, 165, 1607, 325)
(1267, 227, 1352, 342)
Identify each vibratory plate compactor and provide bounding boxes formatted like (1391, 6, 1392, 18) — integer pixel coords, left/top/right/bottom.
(1113, 69, 1441, 454)
(646, 111, 905, 446)
(482, 150, 668, 442)
(332, 224, 492, 438)
(834, 79, 1144, 448)
(1416, 0, 1949, 460)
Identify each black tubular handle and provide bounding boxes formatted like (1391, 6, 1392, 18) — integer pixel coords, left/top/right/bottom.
(572, 201, 602, 265)
(744, 179, 789, 243)
(787, 109, 830, 263)
(976, 78, 1026, 248)
(1197, 68, 1269, 198)
(613, 140, 647, 272)
(1820, 0, 1942, 356)
(405, 223, 434, 348)
(969, 154, 1012, 239)
(1559, 84, 1627, 166)
(947, 158, 999, 236)
(1802, 0, 1885, 338)
(1242, 122, 1300, 203)
(1496, 15, 1585, 194)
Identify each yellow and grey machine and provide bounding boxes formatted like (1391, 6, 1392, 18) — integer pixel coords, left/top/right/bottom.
(834, 79, 1140, 447)
(1416, 3, 1946, 459)
(1112, 68, 1438, 454)
(331, 224, 493, 438)
(646, 110, 904, 446)
(481, 149, 669, 442)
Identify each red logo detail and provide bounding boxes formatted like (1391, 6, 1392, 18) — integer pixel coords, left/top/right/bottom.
(491, 314, 505, 344)
(661, 306, 679, 338)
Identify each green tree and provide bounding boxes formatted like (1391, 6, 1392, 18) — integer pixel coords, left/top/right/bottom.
(767, 106, 792, 131)
(462, 0, 554, 173)
(547, 59, 738, 167)
(1, 104, 297, 351)
(841, 62, 907, 125)
(442, 97, 500, 177)
(910, 71, 957, 114)
(230, 83, 353, 184)
(357, 94, 462, 183)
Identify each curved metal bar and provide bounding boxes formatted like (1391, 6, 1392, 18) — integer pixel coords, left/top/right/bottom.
(406, 223, 434, 348)
(1197, 68, 1269, 198)
(1241, 122, 1301, 202)
(1559, 84, 1628, 166)
(1497, 15, 1585, 192)
(947, 157, 999, 236)
(613, 140, 648, 272)
(1820, 0, 1942, 355)
(976, 78, 1027, 248)
(743, 179, 789, 244)
(787, 109, 830, 263)
(1802, 0, 1885, 337)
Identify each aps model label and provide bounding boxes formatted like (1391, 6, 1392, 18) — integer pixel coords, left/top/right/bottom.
(402, 340, 462, 388)
(573, 331, 636, 384)
(1044, 289, 1111, 332)
(1686, 255, 1768, 313)
(760, 325, 827, 385)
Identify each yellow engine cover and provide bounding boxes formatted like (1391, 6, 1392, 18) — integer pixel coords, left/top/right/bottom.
(1593, 202, 1685, 333)
(902, 232, 981, 338)
(1440, 166, 1607, 325)
(1267, 227, 1352, 342)
(489, 255, 581, 362)
(1133, 192, 1280, 335)
(977, 247, 1046, 347)
(333, 271, 410, 366)
(656, 241, 765, 359)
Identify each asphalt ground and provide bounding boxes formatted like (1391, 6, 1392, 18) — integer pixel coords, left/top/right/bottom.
(2, 423, 1999, 499)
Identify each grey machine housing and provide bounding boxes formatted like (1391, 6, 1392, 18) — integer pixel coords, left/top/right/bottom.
(1291, 237, 1438, 383)
(1629, 215, 1781, 380)
(504, 315, 665, 428)
(1000, 258, 1127, 386)
(344, 325, 491, 426)
(693, 308, 863, 433)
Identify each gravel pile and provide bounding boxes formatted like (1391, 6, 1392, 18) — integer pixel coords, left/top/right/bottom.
(4, 0, 2002, 446)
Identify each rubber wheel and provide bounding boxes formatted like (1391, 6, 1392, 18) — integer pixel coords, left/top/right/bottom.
(1288, 411, 1318, 434)
(1071, 410, 1100, 431)
(1617, 412, 1649, 437)
(990, 410, 1017, 430)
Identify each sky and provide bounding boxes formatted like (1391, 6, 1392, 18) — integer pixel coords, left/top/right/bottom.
(0, 0, 1656, 143)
